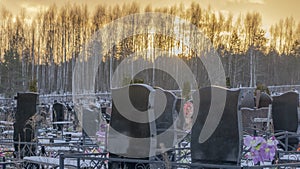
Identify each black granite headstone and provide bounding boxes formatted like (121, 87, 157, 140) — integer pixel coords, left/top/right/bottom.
(191, 86, 242, 166)
(272, 91, 299, 132)
(272, 91, 299, 149)
(108, 84, 154, 168)
(109, 84, 153, 142)
(13, 92, 38, 157)
(154, 88, 177, 151)
(108, 84, 179, 168)
(154, 88, 176, 133)
(82, 106, 99, 141)
(258, 92, 272, 108)
(52, 101, 65, 131)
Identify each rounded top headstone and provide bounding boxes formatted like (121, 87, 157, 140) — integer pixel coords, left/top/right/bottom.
(258, 92, 272, 108)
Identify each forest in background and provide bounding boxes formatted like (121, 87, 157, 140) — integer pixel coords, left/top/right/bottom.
(0, 2, 299, 97)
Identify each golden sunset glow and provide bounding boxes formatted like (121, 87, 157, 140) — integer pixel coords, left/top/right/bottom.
(1, 0, 299, 29)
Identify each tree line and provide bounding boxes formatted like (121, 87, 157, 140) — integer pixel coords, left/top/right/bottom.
(0, 2, 299, 97)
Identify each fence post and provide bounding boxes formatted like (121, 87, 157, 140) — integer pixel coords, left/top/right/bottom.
(59, 153, 64, 169)
(2, 157, 6, 169)
(77, 157, 80, 168)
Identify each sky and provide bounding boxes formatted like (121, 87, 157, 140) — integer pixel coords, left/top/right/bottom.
(0, 0, 299, 30)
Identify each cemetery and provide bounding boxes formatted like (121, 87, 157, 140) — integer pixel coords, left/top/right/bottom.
(0, 84, 299, 168)
(0, 1, 299, 168)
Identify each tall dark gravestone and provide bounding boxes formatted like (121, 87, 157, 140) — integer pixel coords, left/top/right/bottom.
(14, 92, 38, 157)
(52, 101, 65, 131)
(272, 91, 299, 132)
(82, 106, 100, 141)
(108, 84, 154, 158)
(108, 84, 155, 168)
(272, 91, 299, 150)
(108, 84, 180, 168)
(191, 86, 242, 167)
(154, 88, 177, 151)
(154, 88, 176, 133)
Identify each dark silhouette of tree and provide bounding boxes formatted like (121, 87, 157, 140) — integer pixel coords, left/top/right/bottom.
(0, 2, 299, 96)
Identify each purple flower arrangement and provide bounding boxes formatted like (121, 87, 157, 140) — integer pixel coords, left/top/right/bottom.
(243, 135, 279, 165)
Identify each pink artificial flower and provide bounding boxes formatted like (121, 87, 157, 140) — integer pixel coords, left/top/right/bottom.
(183, 101, 193, 117)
